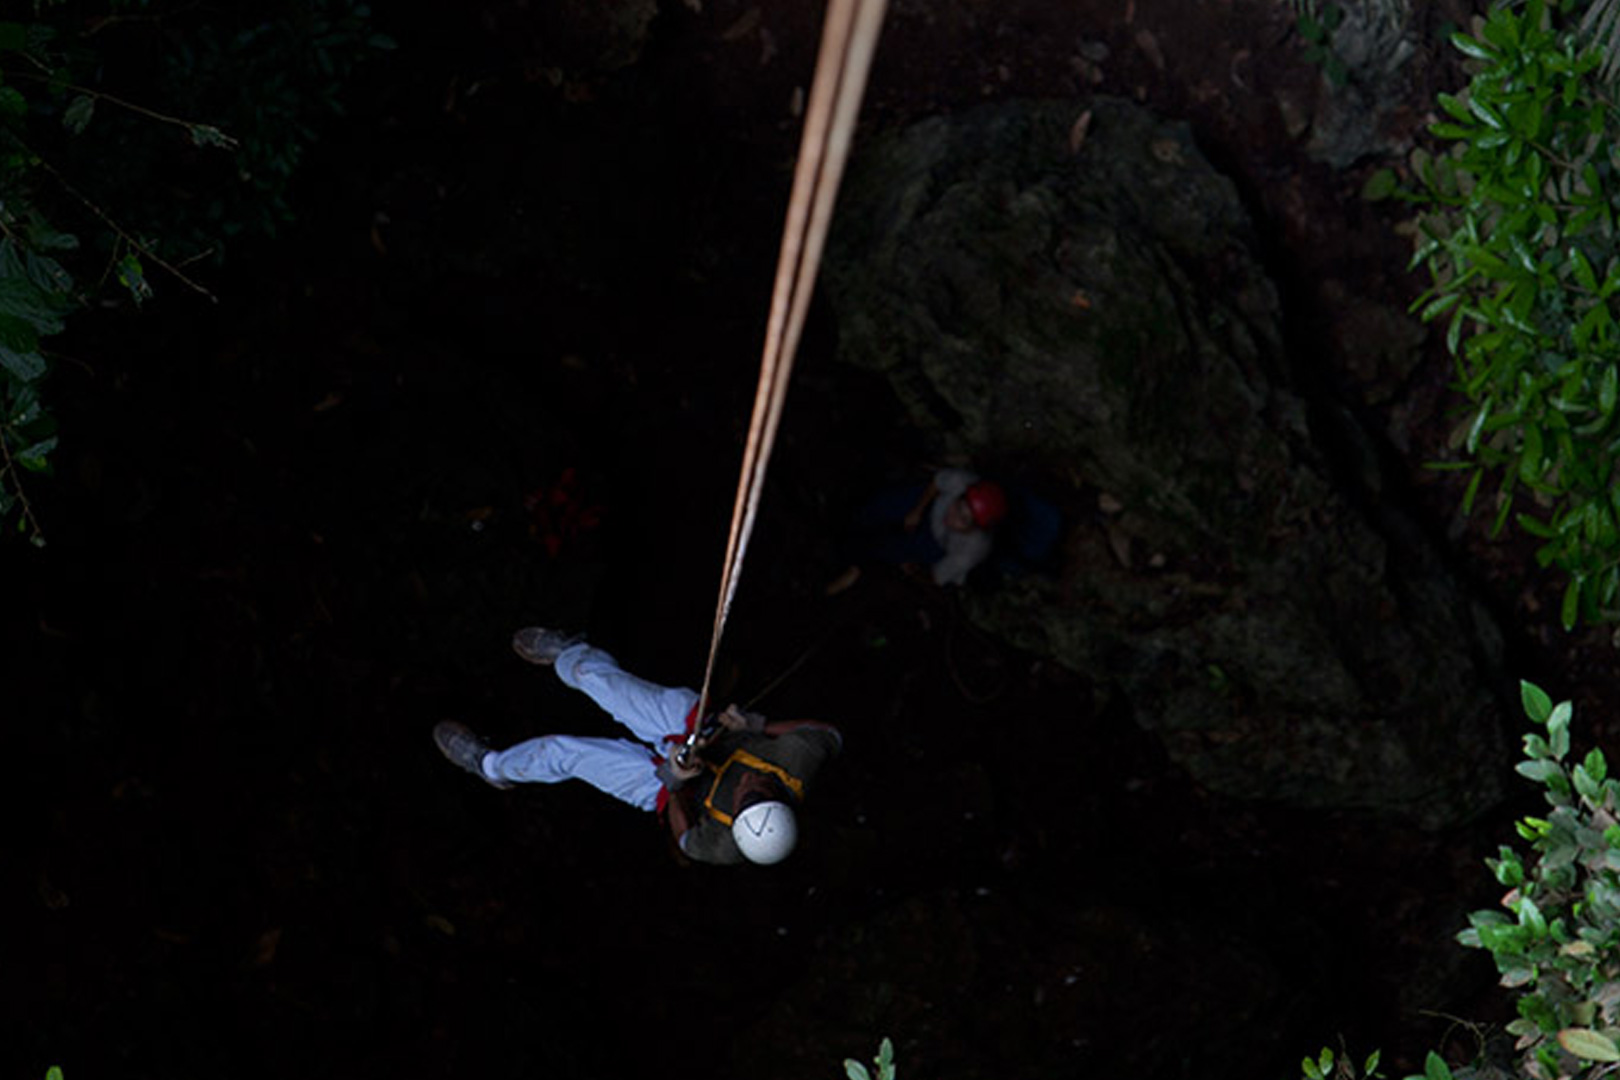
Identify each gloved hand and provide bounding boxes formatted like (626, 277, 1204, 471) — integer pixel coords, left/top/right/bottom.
(657, 744, 706, 791)
(718, 705, 767, 733)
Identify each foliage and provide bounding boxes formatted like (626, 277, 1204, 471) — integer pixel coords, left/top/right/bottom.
(1296, 1043, 1463, 1080)
(844, 1037, 896, 1080)
(1293, 0, 1351, 87)
(1300, 1044, 1384, 1080)
(1401, 0, 1620, 628)
(1456, 681, 1620, 1079)
(0, 0, 392, 545)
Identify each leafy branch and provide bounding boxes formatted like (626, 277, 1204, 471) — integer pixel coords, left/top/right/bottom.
(1395, 0, 1620, 628)
(0, 0, 392, 545)
(7, 67, 240, 150)
(843, 1037, 896, 1080)
(1457, 681, 1620, 1078)
(4, 129, 219, 302)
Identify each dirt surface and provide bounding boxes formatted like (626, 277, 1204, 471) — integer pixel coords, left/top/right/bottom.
(16, 1, 1620, 1078)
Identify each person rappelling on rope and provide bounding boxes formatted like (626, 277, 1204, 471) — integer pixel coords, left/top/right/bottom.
(431, 0, 883, 865)
(432, 628, 842, 866)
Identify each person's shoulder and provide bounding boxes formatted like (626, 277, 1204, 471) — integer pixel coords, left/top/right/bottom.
(681, 819, 744, 865)
(775, 721, 843, 754)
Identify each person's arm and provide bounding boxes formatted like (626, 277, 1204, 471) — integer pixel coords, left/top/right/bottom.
(902, 478, 939, 532)
(659, 746, 706, 846)
(667, 785, 697, 847)
(762, 718, 841, 739)
(719, 706, 841, 747)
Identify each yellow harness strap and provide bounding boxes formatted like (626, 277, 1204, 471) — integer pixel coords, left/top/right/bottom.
(703, 749, 806, 826)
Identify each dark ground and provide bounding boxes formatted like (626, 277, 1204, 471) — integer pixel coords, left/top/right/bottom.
(13, 1, 1620, 1078)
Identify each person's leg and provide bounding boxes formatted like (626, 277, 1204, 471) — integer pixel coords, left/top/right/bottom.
(552, 643, 699, 744)
(483, 735, 663, 811)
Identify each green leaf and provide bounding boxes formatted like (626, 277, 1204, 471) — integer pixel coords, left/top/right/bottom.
(1438, 92, 1472, 122)
(1549, 700, 1572, 757)
(1573, 248, 1599, 292)
(1430, 121, 1478, 141)
(0, 86, 24, 119)
(1516, 758, 1562, 783)
(1558, 1028, 1620, 1062)
(62, 94, 94, 135)
(1467, 96, 1506, 130)
(1462, 466, 1484, 514)
(1522, 681, 1554, 723)
(1575, 763, 1600, 799)
(1421, 292, 1462, 321)
(1586, 748, 1607, 783)
(116, 254, 152, 306)
(16, 436, 57, 472)
(845, 1062, 871, 1080)
(24, 220, 78, 253)
(1491, 485, 1515, 537)
(1521, 423, 1545, 484)
(1362, 168, 1398, 201)
(0, 277, 69, 336)
(1451, 32, 1497, 60)
(1424, 1049, 1454, 1080)
(0, 313, 43, 381)
(1447, 303, 1466, 354)
(1466, 401, 1491, 455)
(1516, 512, 1556, 538)
(1563, 576, 1582, 631)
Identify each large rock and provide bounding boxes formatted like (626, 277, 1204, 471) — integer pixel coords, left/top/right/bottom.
(824, 97, 1507, 827)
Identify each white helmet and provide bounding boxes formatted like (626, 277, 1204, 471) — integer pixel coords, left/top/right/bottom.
(732, 800, 798, 865)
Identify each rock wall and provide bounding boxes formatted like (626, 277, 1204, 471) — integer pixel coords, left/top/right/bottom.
(824, 97, 1508, 827)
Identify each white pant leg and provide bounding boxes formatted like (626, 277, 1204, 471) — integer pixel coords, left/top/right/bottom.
(553, 643, 699, 745)
(485, 735, 663, 811)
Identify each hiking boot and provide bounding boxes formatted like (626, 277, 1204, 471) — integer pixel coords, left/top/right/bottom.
(433, 721, 513, 790)
(512, 626, 583, 666)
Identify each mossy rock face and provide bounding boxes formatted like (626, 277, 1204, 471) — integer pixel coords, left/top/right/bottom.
(825, 97, 1507, 827)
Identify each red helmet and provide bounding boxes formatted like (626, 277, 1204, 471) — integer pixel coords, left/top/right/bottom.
(964, 481, 1008, 528)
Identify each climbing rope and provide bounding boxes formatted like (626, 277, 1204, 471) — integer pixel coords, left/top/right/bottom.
(685, 0, 888, 757)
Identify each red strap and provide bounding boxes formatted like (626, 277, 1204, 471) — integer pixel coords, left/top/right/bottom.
(654, 702, 704, 817)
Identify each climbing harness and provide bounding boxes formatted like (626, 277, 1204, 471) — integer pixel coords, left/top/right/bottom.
(681, 0, 889, 764)
(701, 748, 808, 826)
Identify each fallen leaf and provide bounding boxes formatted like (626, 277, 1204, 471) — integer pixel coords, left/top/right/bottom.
(1068, 109, 1093, 154)
(1106, 523, 1133, 567)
